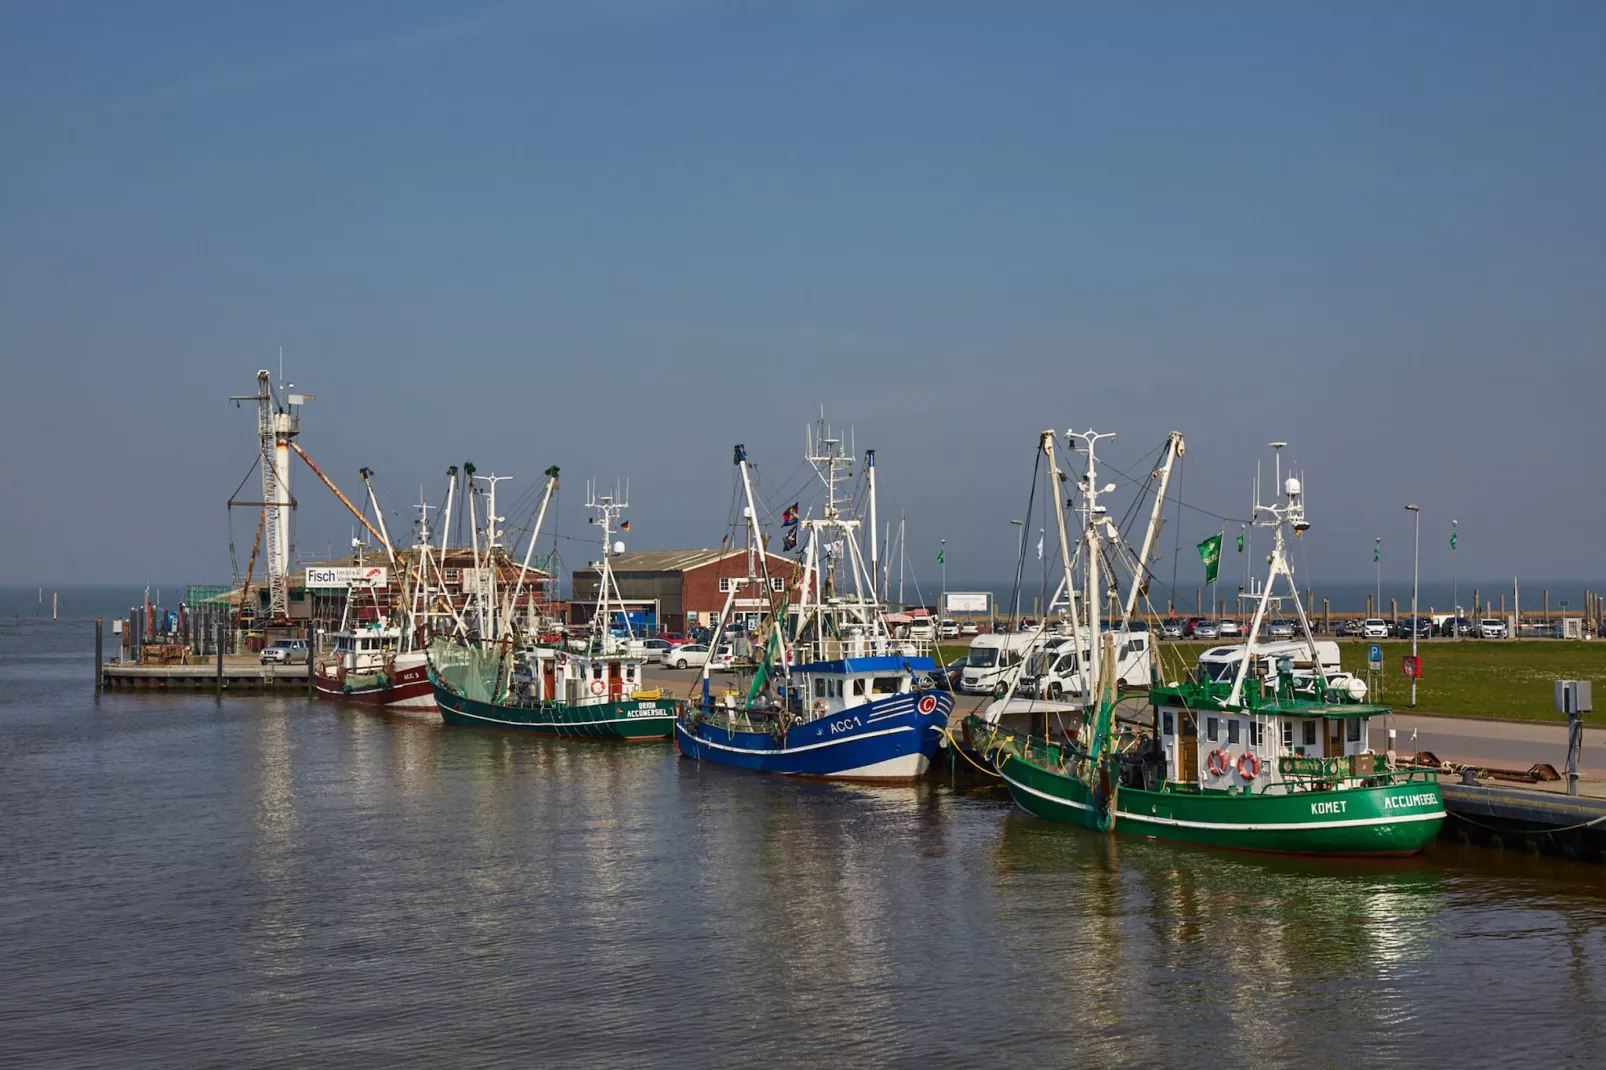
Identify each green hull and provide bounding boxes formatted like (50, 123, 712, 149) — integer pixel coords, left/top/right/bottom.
(430, 675, 676, 740)
(998, 752, 1445, 856)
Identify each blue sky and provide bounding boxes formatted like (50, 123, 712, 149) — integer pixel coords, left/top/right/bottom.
(2, 1, 1603, 590)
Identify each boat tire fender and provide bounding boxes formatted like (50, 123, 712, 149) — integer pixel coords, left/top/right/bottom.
(1206, 749, 1230, 777)
(1237, 752, 1260, 780)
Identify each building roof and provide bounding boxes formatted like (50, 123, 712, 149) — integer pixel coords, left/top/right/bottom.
(575, 549, 795, 575)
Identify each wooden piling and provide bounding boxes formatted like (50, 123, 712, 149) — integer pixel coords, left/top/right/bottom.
(215, 621, 224, 697)
(94, 618, 103, 693)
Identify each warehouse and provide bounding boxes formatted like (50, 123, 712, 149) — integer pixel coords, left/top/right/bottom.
(571, 549, 807, 634)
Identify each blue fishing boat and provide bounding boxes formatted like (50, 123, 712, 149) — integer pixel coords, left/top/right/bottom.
(675, 424, 951, 781)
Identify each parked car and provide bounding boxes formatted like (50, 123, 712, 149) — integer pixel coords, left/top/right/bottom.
(1266, 618, 1296, 640)
(1340, 619, 1364, 637)
(666, 643, 735, 669)
(1479, 618, 1509, 639)
(1160, 618, 1187, 639)
(1439, 616, 1475, 637)
(1361, 619, 1390, 639)
(959, 622, 980, 637)
(1217, 619, 1242, 638)
(1192, 620, 1221, 640)
(936, 654, 969, 690)
(1181, 616, 1210, 637)
(639, 638, 674, 662)
(937, 618, 960, 639)
(260, 638, 310, 665)
(1395, 616, 1433, 639)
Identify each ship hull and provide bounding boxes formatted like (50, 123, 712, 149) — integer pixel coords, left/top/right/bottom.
(675, 691, 952, 781)
(430, 677, 676, 740)
(997, 751, 1445, 856)
(313, 656, 436, 711)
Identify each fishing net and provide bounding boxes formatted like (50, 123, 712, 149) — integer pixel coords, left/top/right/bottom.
(428, 637, 505, 703)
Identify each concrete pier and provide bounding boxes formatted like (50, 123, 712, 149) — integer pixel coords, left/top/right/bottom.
(102, 657, 311, 691)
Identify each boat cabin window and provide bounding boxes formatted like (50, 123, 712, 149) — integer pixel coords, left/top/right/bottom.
(872, 677, 903, 695)
(815, 678, 826, 699)
(592, 664, 604, 681)
(1162, 711, 1173, 736)
(1227, 720, 1240, 745)
(1282, 721, 1293, 747)
(1347, 717, 1362, 742)
(1122, 639, 1144, 657)
(852, 679, 866, 696)
(1302, 721, 1317, 747)
(624, 664, 636, 681)
(1206, 716, 1219, 742)
(1249, 721, 1263, 747)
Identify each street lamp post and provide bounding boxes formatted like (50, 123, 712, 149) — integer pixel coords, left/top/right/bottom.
(1374, 537, 1382, 619)
(1406, 504, 1420, 707)
(1451, 520, 1459, 641)
(940, 538, 947, 612)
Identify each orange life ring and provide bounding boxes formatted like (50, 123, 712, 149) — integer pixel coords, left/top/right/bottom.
(1237, 752, 1260, 780)
(589, 679, 605, 696)
(1206, 749, 1230, 777)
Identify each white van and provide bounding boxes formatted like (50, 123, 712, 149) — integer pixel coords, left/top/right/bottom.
(959, 631, 1037, 694)
(1019, 628, 1151, 699)
(907, 618, 936, 642)
(1192, 640, 1340, 685)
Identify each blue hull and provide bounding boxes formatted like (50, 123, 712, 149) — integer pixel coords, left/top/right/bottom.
(674, 690, 953, 780)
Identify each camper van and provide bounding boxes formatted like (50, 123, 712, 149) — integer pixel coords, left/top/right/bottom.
(1191, 640, 1342, 686)
(1018, 627, 1151, 699)
(959, 630, 1038, 694)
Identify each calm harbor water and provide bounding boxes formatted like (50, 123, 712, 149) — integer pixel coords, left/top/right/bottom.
(4, 613, 1606, 1067)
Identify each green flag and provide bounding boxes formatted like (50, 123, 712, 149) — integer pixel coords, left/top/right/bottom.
(1450, 531, 1457, 550)
(936, 548, 944, 565)
(1236, 529, 1244, 553)
(1374, 543, 1380, 563)
(1197, 531, 1224, 584)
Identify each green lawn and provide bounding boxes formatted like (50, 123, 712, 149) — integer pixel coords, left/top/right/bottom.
(936, 637, 1605, 722)
(1333, 640, 1605, 722)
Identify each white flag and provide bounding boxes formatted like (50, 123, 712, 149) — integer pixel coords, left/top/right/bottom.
(1036, 532, 1044, 560)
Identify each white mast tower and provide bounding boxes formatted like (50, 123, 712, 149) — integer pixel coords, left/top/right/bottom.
(230, 366, 312, 622)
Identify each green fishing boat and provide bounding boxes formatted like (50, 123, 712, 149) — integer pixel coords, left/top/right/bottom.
(974, 435, 1444, 856)
(425, 479, 677, 741)
(428, 636, 677, 739)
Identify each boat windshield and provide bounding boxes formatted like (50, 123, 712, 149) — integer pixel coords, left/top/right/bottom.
(1201, 660, 1237, 682)
(969, 647, 1000, 669)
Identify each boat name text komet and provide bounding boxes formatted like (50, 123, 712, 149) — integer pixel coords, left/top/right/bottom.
(1385, 793, 1439, 810)
(1310, 800, 1348, 815)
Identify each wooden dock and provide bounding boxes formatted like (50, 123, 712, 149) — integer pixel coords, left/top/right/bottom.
(1440, 780, 1606, 863)
(100, 658, 312, 691)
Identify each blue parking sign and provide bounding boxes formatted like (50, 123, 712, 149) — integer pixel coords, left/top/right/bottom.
(1368, 643, 1382, 662)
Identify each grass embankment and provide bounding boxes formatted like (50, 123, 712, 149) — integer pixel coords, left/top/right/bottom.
(1334, 641, 1606, 722)
(936, 639, 1606, 722)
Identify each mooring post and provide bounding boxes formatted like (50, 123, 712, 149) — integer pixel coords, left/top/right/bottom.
(94, 618, 103, 693)
(215, 621, 224, 697)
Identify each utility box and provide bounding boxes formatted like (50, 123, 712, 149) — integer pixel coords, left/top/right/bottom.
(1564, 618, 1584, 639)
(1555, 680, 1593, 714)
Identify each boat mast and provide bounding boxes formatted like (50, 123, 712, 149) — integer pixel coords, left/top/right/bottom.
(476, 473, 511, 639)
(733, 444, 791, 680)
(1068, 429, 1115, 706)
(586, 481, 632, 650)
(503, 466, 559, 641)
(866, 449, 879, 605)
(1120, 432, 1185, 624)
(1040, 430, 1080, 633)
(1227, 442, 1325, 707)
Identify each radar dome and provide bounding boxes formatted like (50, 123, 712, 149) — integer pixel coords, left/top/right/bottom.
(613, 541, 626, 555)
(1285, 477, 1302, 496)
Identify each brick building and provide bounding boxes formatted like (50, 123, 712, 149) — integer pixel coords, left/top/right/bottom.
(571, 549, 808, 634)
